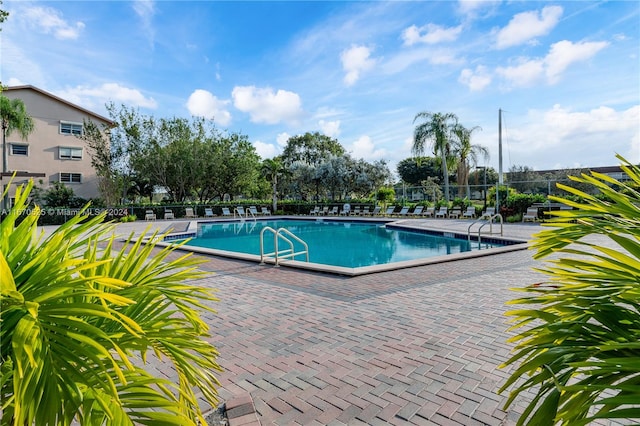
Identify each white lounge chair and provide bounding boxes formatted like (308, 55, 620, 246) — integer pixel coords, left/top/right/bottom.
(410, 206, 424, 217)
(480, 207, 495, 220)
(184, 207, 197, 218)
(448, 208, 462, 219)
(435, 207, 448, 218)
(163, 209, 175, 220)
(220, 207, 231, 217)
(369, 206, 382, 216)
(328, 206, 339, 215)
(249, 206, 260, 216)
(397, 206, 410, 217)
(462, 207, 476, 219)
(339, 203, 351, 216)
(310, 206, 320, 215)
(360, 206, 370, 216)
(235, 206, 246, 217)
(261, 207, 271, 216)
(421, 207, 435, 218)
(144, 209, 156, 221)
(384, 206, 396, 216)
(522, 207, 539, 222)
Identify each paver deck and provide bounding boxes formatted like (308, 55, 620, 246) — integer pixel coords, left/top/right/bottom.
(38, 218, 617, 425)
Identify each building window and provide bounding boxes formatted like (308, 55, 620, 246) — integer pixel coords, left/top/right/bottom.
(60, 173, 82, 183)
(60, 122, 83, 135)
(59, 147, 83, 160)
(10, 144, 28, 156)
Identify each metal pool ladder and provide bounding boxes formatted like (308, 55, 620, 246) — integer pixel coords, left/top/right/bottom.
(467, 213, 503, 244)
(259, 226, 309, 266)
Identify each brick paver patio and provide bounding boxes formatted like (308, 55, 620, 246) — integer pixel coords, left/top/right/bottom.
(41, 218, 615, 425)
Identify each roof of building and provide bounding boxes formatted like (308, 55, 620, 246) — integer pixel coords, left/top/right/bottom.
(3, 85, 115, 126)
(525, 165, 625, 175)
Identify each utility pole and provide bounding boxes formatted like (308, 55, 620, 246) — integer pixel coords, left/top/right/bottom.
(497, 108, 503, 214)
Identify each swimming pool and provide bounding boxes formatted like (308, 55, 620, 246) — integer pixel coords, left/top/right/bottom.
(164, 218, 526, 275)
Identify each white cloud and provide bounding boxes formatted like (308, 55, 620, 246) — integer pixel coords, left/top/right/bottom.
(505, 104, 640, 168)
(496, 5, 563, 49)
(132, 0, 156, 46)
(319, 120, 341, 138)
(57, 83, 157, 110)
(276, 132, 291, 148)
(186, 89, 232, 126)
(457, 0, 500, 18)
(348, 135, 388, 161)
(253, 141, 279, 159)
(545, 40, 609, 84)
(341, 45, 376, 86)
(232, 86, 303, 125)
(496, 40, 609, 88)
(382, 47, 462, 74)
(22, 6, 85, 40)
(401, 24, 463, 46)
(496, 58, 545, 88)
(6, 77, 26, 86)
(458, 65, 492, 91)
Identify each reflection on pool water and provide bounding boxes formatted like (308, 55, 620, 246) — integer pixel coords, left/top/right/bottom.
(184, 219, 502, 269)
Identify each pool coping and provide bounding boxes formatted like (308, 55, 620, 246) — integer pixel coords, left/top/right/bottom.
(146, 217, 530, 277)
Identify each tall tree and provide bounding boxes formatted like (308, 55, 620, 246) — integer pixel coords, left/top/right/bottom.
(281, 132, 345, 167)
(396, 157, 440, 186)
(451, 124, 488, 199)
(412, 112, 458, 202)
(261, 157, 286, 213)
(1, 93, 35, 209)
(80, 119, 121, 205)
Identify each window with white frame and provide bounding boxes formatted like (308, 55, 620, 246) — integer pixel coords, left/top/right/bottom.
(60, 122, 83, 135)
(10, 143, 28, 156)
(59, 146, 83, 160)
(60, 173, 82, 183)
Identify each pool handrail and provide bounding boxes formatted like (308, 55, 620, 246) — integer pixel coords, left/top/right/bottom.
(260, 226, 309, 266)
(235, 206, 256, 221)
(467, 213, 503, 244)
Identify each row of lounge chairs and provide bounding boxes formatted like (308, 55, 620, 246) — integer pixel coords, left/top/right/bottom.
(144, 205, 499, 221)
(145, 205, 272, 220)
(309, 204, 497, 219)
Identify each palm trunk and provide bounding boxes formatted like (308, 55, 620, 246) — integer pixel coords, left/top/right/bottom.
(441, 150, 450, 202)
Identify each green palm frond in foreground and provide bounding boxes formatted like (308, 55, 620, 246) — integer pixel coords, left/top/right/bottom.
(500, 154, 640, 425)
(1, 180, 221, 426)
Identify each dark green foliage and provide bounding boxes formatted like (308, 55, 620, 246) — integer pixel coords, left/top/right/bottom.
(397, 157, 440, 185)
(505, 193, 548, 215)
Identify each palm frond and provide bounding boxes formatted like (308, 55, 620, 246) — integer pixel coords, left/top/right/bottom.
(501, 155, 640, 425)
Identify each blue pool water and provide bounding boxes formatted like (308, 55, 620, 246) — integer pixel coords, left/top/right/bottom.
(185, 219, 501, 268)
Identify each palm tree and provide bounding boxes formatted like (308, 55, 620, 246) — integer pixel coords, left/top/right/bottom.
(2, 179, 222, 425)
(1, 93, 35, 209)
(412, 112, 458, 202)
(501, 155, 640, 425)
(261, 157, 286, 214)
(451, 123, 488, 199)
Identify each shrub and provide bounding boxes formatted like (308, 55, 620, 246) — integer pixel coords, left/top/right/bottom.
(119, 214, 137, 222)
(505, 214, 522, 223)
(1, 180, 221, 425)
(500, 155, 640, 425)
(505, 193, 547, 215)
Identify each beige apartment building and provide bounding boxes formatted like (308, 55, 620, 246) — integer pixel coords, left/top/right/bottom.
(2, 85, 113, 206)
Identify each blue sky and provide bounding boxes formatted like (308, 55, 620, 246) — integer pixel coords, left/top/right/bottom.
(2, 1, 638, 175)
